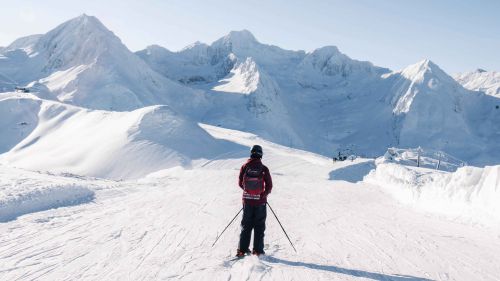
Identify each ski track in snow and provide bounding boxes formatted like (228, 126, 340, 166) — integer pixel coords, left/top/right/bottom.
(0, 126, 499, 281)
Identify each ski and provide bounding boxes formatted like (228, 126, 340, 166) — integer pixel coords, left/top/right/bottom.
(222, 254, 247, 267)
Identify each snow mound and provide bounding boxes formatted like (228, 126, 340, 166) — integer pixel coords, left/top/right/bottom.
(364, 162, 500, 224)
(0, 183, 94, 222)
(0, 96, 241, 179)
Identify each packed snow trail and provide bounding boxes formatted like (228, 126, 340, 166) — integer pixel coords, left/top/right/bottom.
(1, 126, 499, 280)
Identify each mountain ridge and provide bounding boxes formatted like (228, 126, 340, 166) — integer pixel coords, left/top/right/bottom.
(1, 14, 499, 166)
(0, 14, 205, 112)
(454, 69, 500, 97)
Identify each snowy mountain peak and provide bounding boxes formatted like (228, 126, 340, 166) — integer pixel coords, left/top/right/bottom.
(3, 34, 43, 55)
(34, 14, 124, 71)
(476, 68, 487, 73)
(74, 13, 101, 25)
(222, 30, 258, 44)
(0, 14, 205, 111)
(408, 59, 437, 72)
(295, 45, 384, 88)
(180, 41, 210, 52)
(53, 13, 110, 36)
(46, 14, 115, 41)
(3, 14, 116, 64)
(143, 44, 173, 57)
(398, 59, 452, 84)
(304, 46, 350, 70)
(389, 58, 468, 120)
(309, 45, 341, 55)
(212, 30, 261, 53)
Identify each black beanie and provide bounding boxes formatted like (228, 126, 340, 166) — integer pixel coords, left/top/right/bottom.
(250, 145, 263, 158)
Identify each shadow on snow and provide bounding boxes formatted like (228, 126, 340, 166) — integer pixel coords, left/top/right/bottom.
(265, 256, 434, 281)
(329, 161, 375, 183)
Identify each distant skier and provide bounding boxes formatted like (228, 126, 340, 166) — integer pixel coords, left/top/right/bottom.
(236, 145, 273, 257)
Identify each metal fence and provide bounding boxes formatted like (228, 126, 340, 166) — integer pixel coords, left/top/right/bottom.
(385, 147, 467, 172)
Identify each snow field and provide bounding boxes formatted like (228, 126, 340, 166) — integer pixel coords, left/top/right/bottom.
(0, 164, 114, 223)
(3, 126, 499, 280)
(0, 96, 240, 180)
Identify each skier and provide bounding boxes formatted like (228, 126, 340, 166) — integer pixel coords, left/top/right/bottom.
(236, 145, 273, 257)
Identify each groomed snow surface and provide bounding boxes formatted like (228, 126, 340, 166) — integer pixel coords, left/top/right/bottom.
(1, 125, 499, 281)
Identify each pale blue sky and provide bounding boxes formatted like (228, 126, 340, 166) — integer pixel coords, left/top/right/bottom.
(0, 0, 498, 73)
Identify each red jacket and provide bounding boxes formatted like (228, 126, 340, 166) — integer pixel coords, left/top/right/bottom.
(238, 158, 273, 206)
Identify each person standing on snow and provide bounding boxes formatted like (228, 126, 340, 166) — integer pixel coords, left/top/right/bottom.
(236, 145, 273, 257)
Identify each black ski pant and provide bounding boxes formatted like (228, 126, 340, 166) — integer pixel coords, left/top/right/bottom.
(238, 203, 267, 253)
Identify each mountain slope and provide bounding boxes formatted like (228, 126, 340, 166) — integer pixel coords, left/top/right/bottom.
(206, 57, 301, 146)
(136, 30, 305, 85)
(138, 31, 396, 157)
(0, 72, 17, 92)
(137, 29, 500, 165)
(0, 93, 243, 179)
(454, 69, 500, 97)
(136, 43, 236, 84)
(1, 16, 498, 166)
(295, 46, 389, 89)
(0, 14, 203, 111)
(382, 60, 500, 162)
(385, 60, 472, 145)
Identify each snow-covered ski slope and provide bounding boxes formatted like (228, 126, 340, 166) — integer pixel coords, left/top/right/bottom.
(1, 125, 499, 281)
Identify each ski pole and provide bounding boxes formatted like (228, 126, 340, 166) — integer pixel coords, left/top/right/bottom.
(266, 202, 297, 253)
(211, 207, 243, 247)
